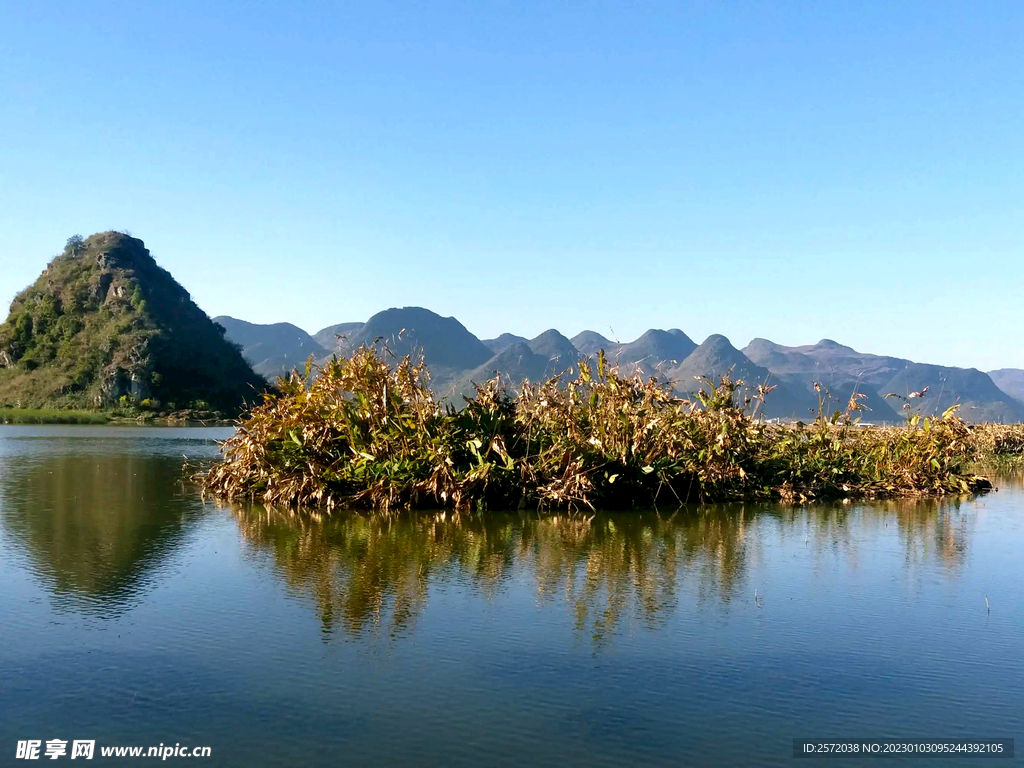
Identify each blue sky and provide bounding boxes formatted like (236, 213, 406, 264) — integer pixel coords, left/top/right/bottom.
(1, 1, 1022, 369)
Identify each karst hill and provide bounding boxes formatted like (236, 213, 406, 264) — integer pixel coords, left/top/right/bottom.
(0, 232, 265, 414)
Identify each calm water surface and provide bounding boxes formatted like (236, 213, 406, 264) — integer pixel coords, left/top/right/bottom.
(1, 426, 1021, 766)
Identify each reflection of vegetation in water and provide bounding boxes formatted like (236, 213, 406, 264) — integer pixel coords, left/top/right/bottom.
(233, 496, 979, 641)
(0, 409, 109, 424)
(885, 496, 970, 571)
(0, 453, 200, 611)
(0, 443, 982, 625)
(233, 508, 503, 636)
(528, 513, 752, 639)
(231, 505, 757, 641)
(767, 496, 970, 573)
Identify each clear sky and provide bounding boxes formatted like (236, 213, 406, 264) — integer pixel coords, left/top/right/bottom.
(2, 1, 1022, 369)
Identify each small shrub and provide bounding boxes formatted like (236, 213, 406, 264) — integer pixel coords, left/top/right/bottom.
(64, 235, 85, 257)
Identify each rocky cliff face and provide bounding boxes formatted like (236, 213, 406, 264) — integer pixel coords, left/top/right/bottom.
(0, 232, 266, 413)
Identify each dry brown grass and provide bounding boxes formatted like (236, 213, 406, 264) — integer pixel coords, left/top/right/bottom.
(201, 346, 994, 512)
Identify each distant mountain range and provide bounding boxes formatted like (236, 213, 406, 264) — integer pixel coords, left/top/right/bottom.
(741, 338, 1022, 423)
(219, 306, 1024, 424)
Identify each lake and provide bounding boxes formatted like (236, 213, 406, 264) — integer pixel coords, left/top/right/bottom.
(1, 426, 1020, 766)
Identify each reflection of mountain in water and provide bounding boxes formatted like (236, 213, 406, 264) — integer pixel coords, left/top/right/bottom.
(231, 498, 972, 642)
(0, 452, 205, 612)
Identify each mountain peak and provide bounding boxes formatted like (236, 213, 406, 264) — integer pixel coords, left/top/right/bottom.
(615, 328, 697, 370)
(0, 233, 264, 412)
(815, 338, 854, 351)
(532, 328, 570, 343)
(664, 334, 816, 419)
(528, 329, 580, 364)
(482, 332, 528, 354)
(312, 321, 364, 352)
(701, 333, 735, 350)
(571, 330, 617, 356)
(346, 306, 492, 371)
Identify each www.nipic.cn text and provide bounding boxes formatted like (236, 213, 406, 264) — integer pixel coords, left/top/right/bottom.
(15, 740, 212, 760)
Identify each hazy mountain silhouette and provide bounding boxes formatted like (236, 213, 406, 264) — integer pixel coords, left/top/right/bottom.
(444, 342, 558, 401)
(744, 338, 906, 391)
(483, 333, 528, 353)
(744, 338, 899, 422)
(571, 330, 618, 356)
(212, 306, 1024, 424)
(614, 329, 696, 376)
(880, 363, 1023, 423)
(215, 317, 327, 380)
(743, 338, 1023, 423)
(442, 331, 581, 401)
(988, 369, 1024, 408)
(313, 322, 364, 353)
(528, 329, 582, 372)
(344, 307, 494, 375)
(666, 335, 815, 420)
(743, 338, 821, 376)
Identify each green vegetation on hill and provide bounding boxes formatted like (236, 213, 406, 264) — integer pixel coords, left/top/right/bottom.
(0, 232, 266, 414)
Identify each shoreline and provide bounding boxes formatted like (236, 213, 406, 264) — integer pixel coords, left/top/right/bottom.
(0, 407, 237, 427)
